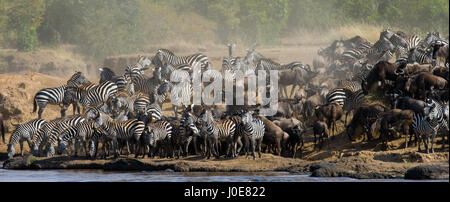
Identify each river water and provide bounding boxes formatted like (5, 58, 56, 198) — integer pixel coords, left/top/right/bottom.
(0, 166, 446, 182)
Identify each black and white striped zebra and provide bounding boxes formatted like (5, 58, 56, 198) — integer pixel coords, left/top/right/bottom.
(343, 89, 366, 126)
(141, 120, 173, 158)
(99, 67, 135, 96)
(412, 100, 449, 153)
(57, 121, 97, 157)
(198, 110, 236, 159)
(31, 118, 61, 156)
(67, 71, 90, 88)
(240, 111, 265, 160)
(340, 48, 366, 65)
(326, 88, 347, 108)
(155, 48, 210, 74)
(351, 61, 372, 83)
(129, 70, 162, 95)
(408, 48, 433, 64)
(245, 48, 265, 66)
(33, 85, 79, 119)
(85, 107, 145, 158)
(7, 119, 47, 159)
(407, 35, 421, 51)
(68, 80, 118, 109)
(45, 115, 86, 157)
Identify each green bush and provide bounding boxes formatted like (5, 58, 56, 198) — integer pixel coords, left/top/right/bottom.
(17, 26, 39, 52)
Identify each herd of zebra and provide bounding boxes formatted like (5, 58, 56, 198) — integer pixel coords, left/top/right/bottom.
(2, 29, 449, 161)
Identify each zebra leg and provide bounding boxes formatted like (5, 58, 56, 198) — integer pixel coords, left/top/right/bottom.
(214, 139, 220, 159)
(236, 137, 243, 157)
(258, 138, 263, 159)
(431, 132, 436, 153)
(250, 138, 256, 160)
(37, 105, 45, 119)
(19, 139, 24, 157)
(192, 136, 198, 155)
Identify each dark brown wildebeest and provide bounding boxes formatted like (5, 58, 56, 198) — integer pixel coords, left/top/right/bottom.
(314, 102, 343, 140)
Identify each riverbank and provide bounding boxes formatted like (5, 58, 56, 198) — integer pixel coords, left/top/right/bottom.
(2, 150, 448, 180)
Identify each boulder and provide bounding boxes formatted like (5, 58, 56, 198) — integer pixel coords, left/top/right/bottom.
(404, 165, 449, 180)
(104, 158, 148, 171)
(2, 155, 34, 169)
(310, 162, 348, 177)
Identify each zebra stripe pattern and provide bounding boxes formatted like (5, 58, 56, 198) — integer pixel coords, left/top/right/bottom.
(198, 110, 236, 159)
(46, 115, 86, 157)
(86, 107, 145, 158)
(33, 85, 68, 119)
(7, 119, 47, 159)
(412, 100, 448, 153)
(241, 112, 265, 160)
(156, 48, 210, 72)
(57, 121, 97, 156)
(326, 88, 347, 107)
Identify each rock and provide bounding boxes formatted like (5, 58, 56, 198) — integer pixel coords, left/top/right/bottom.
(404, 165, 449, 180)
(104, 158, 148, 171)
(3, 155, 34, 169)
(310, 162, 348, 177)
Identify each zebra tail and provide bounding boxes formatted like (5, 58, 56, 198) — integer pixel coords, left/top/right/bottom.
(33, 97, 37, 113)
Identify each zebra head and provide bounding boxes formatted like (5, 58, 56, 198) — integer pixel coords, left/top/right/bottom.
(57, 136, 67, 155)
(137, 55, 152, 68)
(198, 110, 212, 125)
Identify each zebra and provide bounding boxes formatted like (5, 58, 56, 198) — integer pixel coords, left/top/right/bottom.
(407, 35, 421, 51)
(45, 115, 86, 157)
(326, 88, 347, 108)
(412, 100, 449, 153)
(155, 48, 210, 74)
(240, 111, 265, 160)
(340, 48, 366, 65)
(222, 43, 236, 70)
(244, 47, 265, 66)
(67, 71, 90, 88)
(31, 118, 62, 156)
(351, 61, 372, 84)
(408, 48, 433, 64)
(136, 55, 153, 70)
(130, 70, 163, 95)
(85, 107, 145, 158)
(67, 80, 118, 110)
(140, 120, 173, 158)
(198, 110, 236, 159)
(99, 67, 135, 96)
(7, 119, 47, 159)
(57, 121, 98, 157)
(343, 89, 366, 126)
(33, 85, 80, 119)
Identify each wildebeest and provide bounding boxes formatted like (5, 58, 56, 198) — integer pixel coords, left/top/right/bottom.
(363, 60, 407, 93)
(313, 121, 329, 150)
(314, 102, 343, 140)
(378, 109, 415, 149)
(258, 116, 287, 156)
(346, 104, 387, 142)
(405, 72, 448, 100)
